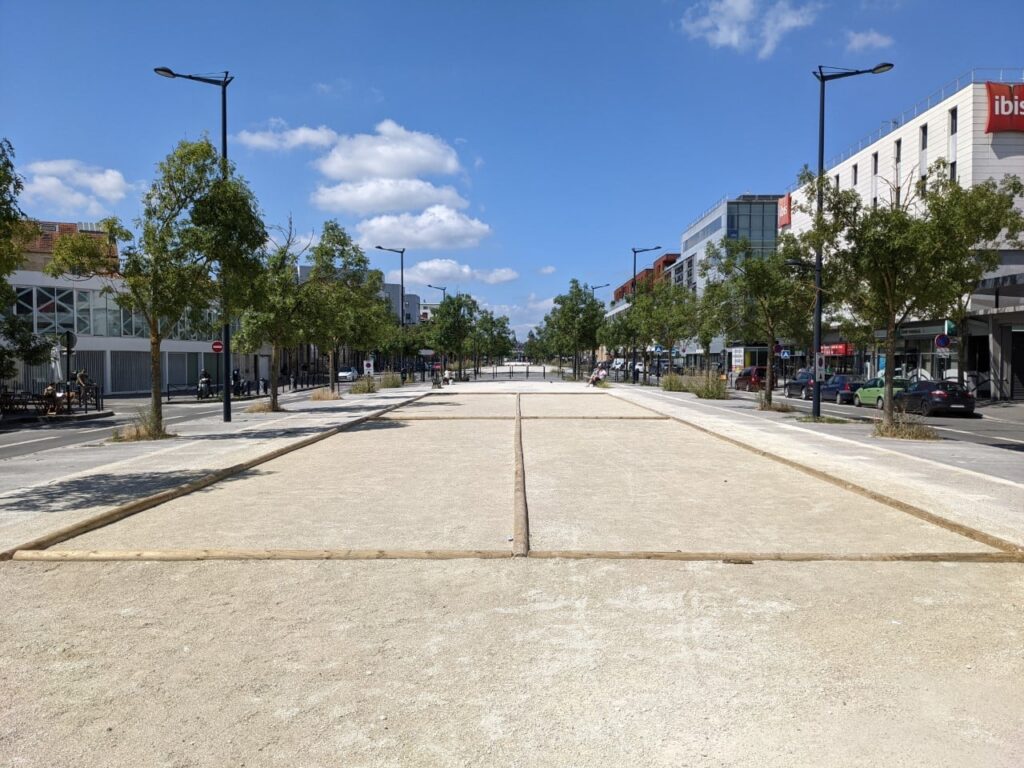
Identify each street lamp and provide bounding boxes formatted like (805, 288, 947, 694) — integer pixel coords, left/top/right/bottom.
(588, 283, 609, 369)
(155, 66, 235, 422)
(631, 246, 660, 383)
(427, 284, 447, 301)
(376, 245, 406, 373)
(810, 62, 893, 417)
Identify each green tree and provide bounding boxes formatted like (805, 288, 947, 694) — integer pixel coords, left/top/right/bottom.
(304, 221, 388, 384)
(0, 138, 49, 380)
(702, 236, 815, 405)
(629, 279, 696, 381)
(234, 222, 306, 410)
(48, 139, 265, 434)
(473, 309, 515, 366)
(597, 310, 633, 366)
(431, 294, 478, 378)
(918, 159, 1024, 387)
(545, 279, 605, 378)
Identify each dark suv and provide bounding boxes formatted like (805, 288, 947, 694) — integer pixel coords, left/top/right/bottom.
(734, 366, 767, 391)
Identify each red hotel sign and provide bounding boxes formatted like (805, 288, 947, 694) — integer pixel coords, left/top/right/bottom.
(777, 193, 792, 228)
(986, 82, 1024, 133)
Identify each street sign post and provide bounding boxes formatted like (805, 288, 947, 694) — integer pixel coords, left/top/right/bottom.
(815, 353, 826, 382)
(211, 340, 224, 353)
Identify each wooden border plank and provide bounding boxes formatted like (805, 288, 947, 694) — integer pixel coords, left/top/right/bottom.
(12, 548, 512, 562)
(528, 550, 1024, 563)
(512, 393, 530, 557)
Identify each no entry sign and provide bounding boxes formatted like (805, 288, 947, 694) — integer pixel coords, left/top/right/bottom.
(211, 340, 224, 353)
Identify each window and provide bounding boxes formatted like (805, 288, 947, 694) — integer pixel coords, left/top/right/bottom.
(895, 186, 901, 206)
(949, 107, 958, 135)
(852, 164, 858, 185)
(872, 196, 878, 209)
(949, 161, 957, 182)
(894, 139, 902, 163)
(834, 174, 840, 189)
(920, 124, 928, 150)
(872, 152, 879, 175)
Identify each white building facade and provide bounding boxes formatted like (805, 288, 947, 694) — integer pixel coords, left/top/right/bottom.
(785, 69, 1024, 399)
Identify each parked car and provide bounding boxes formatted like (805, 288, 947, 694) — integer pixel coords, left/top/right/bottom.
(819, 374, 865, 404)
(783, 370, 817, 399)
(853, 377, 909, 409)
(337, 366, 359, 382)
(734, 366, 767, 392)
(610, 358, 626, 371)
(895, 381, 975, 416)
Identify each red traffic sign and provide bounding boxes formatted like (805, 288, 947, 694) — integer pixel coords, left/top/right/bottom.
(211, 340, 224, 353)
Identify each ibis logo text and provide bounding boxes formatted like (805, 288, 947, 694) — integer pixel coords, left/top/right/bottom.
(777, 193, 792, 228)
(986, 82, 1024, 133)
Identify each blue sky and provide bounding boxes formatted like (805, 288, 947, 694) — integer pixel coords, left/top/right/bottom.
(3, 0, 1022, 337)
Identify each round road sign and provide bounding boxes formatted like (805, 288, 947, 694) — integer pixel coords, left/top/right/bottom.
(211, 340, 224, 353)
(934, 333, 951, 349)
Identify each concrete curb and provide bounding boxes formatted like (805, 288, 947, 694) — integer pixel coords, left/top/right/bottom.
(0, 391, 429, 561)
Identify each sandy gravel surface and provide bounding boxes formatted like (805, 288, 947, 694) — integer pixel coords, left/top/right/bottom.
(523, 419, 990, 553)
(3, 558, 1022, 767)
(54, 419, 515, 552)
(520, 392, 654, 418)
(383, 393, 516, 419)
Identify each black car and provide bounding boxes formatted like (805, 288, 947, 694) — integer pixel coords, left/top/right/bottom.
(783, 370, 816, 399)
(819, 374, 865, 405)
(894, 381, 976, 416)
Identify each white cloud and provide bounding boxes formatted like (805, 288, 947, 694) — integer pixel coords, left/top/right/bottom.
(236, 123, 339, 151)
(386, 258, 518, 287)
(539, 265, 556, 275)
(845, 29, 894, 52)
(316, 119, 461, 181)
(758, 1, 819, 58)
(527, 293, 555, 313)
(680, 0, 820, 59)
(25, 159, 130, 202)
(23, 176, 106, 217)
(21, 159, 135, 217)
(357, 205, 491, 250)
(311, 178, 468, 215)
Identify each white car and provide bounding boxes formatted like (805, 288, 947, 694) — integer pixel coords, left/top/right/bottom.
(337, 366, 359, 382)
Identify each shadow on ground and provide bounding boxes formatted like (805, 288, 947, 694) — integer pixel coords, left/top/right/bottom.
(0, 468, 265, 516)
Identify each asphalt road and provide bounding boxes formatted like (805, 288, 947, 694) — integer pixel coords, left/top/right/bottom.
(0, 387, 321, 461)
(730, 388, 1024, 451)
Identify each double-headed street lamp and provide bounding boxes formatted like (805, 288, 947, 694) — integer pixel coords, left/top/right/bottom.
(155, 66, 235, 422)
(588, 283, 609, 369)
(810, 62, 893, 417)
(631, 246, 660, 383)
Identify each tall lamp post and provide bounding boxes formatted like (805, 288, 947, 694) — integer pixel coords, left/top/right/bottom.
(589, 283, 609, 370)
(631, 246, 660, 383)
(427, 284, 447, 301)
(376, 245, 406, 371)
(811, 62, 893, 417)
(155, 66, 235, 422)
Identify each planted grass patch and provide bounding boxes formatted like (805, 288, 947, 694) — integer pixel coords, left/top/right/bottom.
(873, 411, 938, 440)
(380, 372, 403, 388)
(758, 399, 793, 412)
(310, 387, 342, 401)
(796, 415, 850, 424)
(349, 376, 378, 395)
(111, 408, 174, 442)
(246, 400, 287, 413)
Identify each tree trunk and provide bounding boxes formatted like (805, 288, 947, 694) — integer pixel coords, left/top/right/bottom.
(149, 333, 163, 435)
(270, 345, 280, 411)
(883, 318, 897, 427)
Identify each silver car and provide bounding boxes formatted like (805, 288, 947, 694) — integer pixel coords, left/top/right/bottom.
(337, 366, 359, 382)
